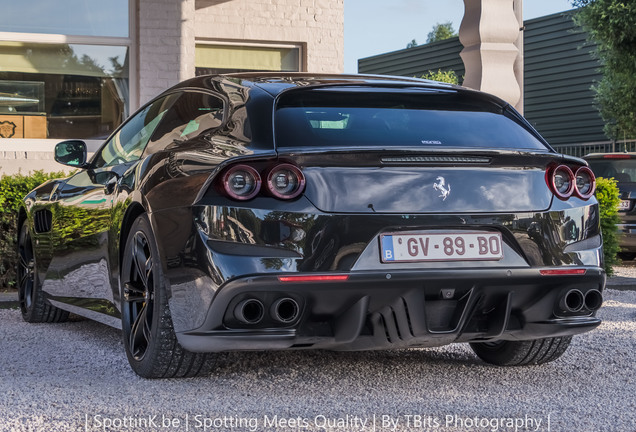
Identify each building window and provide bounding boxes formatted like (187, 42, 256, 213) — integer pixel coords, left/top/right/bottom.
(0, 42, 129, 139)
(0, 0, 132, 141)
(1, 0, 129, 38)
(195, 42, 302, 75)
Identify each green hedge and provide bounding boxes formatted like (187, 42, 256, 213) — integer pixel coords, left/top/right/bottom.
(0, 170, 67, 289)
(595, 177, 621, 276)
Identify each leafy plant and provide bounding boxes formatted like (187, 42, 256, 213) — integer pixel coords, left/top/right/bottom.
(421, 69, 459, 85)
(0, 170, 67, 289)
(595, 176, 620, 275)
(572, 0, 636, 140)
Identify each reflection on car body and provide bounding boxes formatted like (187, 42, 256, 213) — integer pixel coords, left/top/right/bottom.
(17, 73, 605, 378)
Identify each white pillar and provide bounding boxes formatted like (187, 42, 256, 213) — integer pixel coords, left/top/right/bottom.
(138, 0, 196, 105)
(459, 0, 522, 109)
(513, 0, 524, 113)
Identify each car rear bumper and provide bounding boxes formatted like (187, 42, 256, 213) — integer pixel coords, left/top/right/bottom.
(175, 267, 605, 353)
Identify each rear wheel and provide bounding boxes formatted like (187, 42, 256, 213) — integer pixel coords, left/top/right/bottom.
(17, 220, 69, 323)
(120, 214, 214, 378)
(470, 336, 572, 366)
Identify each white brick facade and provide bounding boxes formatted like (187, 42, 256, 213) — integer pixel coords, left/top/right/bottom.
(138, 0, 196, 104)
(137, 0, 345, 104)
(193, 0, 344, 74)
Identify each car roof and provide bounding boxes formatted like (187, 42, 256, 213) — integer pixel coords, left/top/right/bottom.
(176, 72, 454, 90)
(584, 152, 636, 159)
(168, 72, 507, 107)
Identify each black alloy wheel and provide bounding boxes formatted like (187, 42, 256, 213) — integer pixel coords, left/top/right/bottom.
(120, 215, 214, 378)
(122, 229, 154, 361)
(17, 222, 35, 314)
(17, 219, 68, 323)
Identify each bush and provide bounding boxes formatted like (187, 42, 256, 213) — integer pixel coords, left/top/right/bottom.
(420, 69, 459, 85)
(595, 177, 621, 276)
(0, 170, 67, 289)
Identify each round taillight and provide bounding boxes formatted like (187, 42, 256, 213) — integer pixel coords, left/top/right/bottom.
(266, 163, 305, 199)
(550, 165, 575, 200)
(575, 166, 596, 199)
(222, 164, 261, 200)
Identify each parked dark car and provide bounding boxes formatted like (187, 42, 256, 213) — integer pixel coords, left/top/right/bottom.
(584, 153, 636, 258)
(18, 73, 605, 378)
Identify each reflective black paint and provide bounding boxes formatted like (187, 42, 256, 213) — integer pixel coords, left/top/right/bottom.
(19, 73, 605, 353)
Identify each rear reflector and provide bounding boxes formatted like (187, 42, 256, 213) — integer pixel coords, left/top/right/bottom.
(540, 269, 587, 276)
(278, 275, 349, 283)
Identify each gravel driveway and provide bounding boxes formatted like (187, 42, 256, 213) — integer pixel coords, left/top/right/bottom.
(0, 289, 634, 432)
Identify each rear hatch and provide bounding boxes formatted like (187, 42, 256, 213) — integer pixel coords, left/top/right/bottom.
(274, 86, 558, 214)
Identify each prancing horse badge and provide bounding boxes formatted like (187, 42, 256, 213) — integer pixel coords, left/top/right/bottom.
(433, 176, 451, 201)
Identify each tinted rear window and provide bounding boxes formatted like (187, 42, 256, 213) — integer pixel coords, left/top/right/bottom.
(274, 89, 548, 150)
(587, 158, 636, 182)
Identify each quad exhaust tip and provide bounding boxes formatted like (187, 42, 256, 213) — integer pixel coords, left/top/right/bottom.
(560, 289, 585, 313)
(235, 299, 265, 324)
(271, 298, 300, 323)
(584, 289, 603, 311)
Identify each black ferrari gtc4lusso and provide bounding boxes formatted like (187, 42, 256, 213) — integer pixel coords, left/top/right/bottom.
(18, 73, 604, 378)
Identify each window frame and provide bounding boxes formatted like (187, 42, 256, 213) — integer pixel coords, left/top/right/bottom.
(194, 40, 304, 74)
(90, 94, 179, 168)
(0, 0, 138, 136)
(144, 89, 228, 156)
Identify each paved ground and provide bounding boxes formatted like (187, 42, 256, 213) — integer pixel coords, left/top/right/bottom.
(0, 286, 635, 432)
(606, 265, 636, 290)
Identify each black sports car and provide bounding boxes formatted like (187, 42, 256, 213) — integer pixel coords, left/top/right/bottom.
(18, 73, 605, 378)
(584, 152, 636, 258)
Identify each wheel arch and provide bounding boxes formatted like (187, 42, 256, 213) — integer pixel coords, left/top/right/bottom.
(17, 206, 28, 235)
(118, 202, 147, 270)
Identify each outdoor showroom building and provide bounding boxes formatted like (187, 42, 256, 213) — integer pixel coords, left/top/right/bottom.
(0, 0, 344, 174)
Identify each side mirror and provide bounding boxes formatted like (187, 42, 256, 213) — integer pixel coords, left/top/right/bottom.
(54, 140, 88, 168)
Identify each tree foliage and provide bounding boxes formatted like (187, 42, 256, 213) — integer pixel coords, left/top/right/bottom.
(406, 39, 418, 49)
(426, 22, 457, 44)
(420, 69, 459, 85)
(572, 0, 636, 140)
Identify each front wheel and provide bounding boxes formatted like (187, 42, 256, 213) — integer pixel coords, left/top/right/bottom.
(17, 220, 68, 323)
(120, 214, 214, 378)
(470, 336, 572, 366)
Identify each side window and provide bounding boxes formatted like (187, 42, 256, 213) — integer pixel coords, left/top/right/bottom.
(145, 91, 225, 154)
(93, 95, 178, 168)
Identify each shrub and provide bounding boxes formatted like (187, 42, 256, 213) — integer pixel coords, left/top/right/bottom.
(0, 170, 67, 289)
(595, 177, 621, 276)
(420, 69, 459, 85)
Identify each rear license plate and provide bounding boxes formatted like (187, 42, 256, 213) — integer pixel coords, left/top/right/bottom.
(619, 200, 630, 211)
(380, 232, 503, 263)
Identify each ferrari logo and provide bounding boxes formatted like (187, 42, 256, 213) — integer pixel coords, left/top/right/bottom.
(433, 176, 451, 201)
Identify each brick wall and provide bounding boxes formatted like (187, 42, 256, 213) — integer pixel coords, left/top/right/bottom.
(194, 0, 344, 74)
(138, 0, 196, 105)
(137, 0, 343, 105)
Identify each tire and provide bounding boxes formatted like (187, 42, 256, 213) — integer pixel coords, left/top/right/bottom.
(469, 336, 572, 366)
(120, 214, 215, 378)
(17, 220, 69, 323)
